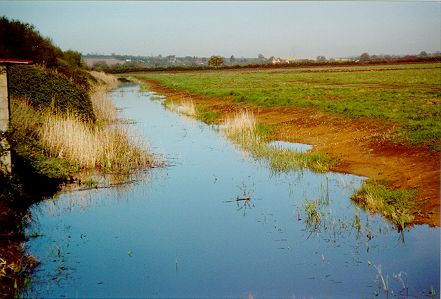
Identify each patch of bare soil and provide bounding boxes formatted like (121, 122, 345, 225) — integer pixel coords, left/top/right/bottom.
(142, 79, 440, 227)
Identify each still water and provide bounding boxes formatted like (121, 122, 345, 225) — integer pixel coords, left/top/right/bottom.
(24, 84, 439, 298)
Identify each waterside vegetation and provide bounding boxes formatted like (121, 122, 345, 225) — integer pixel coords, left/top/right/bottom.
(0, 17, 156, 297)
(134, 63, 437, 228)
(220, 110, 333, 173)
(352, 180, 418, 230)
(161, 97, 333, 173)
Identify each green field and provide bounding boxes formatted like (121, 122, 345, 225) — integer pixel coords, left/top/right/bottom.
(134, 63, 441, 146)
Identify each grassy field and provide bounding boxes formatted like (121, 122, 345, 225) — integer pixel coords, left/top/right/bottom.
(134, 63, 441, 147)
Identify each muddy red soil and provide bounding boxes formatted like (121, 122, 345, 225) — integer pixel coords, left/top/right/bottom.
(142, 79, 440, 227)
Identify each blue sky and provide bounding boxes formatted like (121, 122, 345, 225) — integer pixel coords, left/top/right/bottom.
(1, 1, 440, 58)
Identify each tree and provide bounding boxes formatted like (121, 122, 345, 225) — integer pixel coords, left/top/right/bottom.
(419, 51, 428, 58)
(208, 55, 224, 67)
(316, 56, 327, 62)
(0, 16, 59, 67)
(230, 55, 235, 64)
(63, 50, 83, 68)
(359, 52, 370, 62)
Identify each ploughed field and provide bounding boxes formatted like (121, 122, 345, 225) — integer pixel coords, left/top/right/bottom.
(132, 63, 441, 226)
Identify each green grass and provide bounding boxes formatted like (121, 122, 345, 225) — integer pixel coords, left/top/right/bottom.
(133, 63, 441, 147)
(351, 180, 419, 229)
(195, 105, 220, 124)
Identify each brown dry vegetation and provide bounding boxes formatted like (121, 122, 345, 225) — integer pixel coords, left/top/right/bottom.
(141, 78, 440, 227)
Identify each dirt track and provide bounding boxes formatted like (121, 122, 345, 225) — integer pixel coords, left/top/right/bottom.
(142, 79, 440, 227)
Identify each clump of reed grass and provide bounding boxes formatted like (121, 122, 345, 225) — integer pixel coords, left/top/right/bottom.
(90, 71, 119, 91)
(164, 100, 196, 117)
(40, 111, 153, 172)
(222, 110, 261, 146)
(221, 110, 333, 173)
(11, 94, 155, 177)
(90, 87, 117, 123)
(88, 72, 119, 123)
(351, 180, 418, 229)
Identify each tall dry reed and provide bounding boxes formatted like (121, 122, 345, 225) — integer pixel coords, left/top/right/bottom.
(91, 88, 117, 123)
(166, 100, 196, 117)
(90, 71, 119, 91)
(222, 110, 261, 146)
(89, 72, 119, 122)
(40, 112, 153, 171)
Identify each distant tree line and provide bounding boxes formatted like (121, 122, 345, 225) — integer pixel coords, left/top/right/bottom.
(86, 50, 440, 73)
(98, 54, 439, 74)
(357, 51, 440, 64)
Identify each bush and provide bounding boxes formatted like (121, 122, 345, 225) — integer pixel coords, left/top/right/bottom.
(8, 65, 95, 121)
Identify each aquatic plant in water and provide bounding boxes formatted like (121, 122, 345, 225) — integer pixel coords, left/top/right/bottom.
(352, 180, 418, 229)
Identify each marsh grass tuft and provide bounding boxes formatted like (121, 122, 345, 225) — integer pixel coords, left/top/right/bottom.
(304, 200, 321, 230)
(351, 180, 418, 229)
(222, 110, 333, 173)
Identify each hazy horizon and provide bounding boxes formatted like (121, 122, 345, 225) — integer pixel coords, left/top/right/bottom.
(1, 1, 440, 58)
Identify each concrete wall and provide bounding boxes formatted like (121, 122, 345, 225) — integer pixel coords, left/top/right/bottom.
(0, 66, 8, 132)
(0, 65, 11, 174)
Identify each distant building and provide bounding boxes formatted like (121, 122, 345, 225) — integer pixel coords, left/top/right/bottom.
(271, 57, 283, 64)
(271, 57, 313, 64)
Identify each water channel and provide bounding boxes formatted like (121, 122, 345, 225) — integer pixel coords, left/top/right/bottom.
(24, 83, 440, 298)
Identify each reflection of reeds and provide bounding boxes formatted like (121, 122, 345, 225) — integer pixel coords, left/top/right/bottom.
(222, 110, 333, 173)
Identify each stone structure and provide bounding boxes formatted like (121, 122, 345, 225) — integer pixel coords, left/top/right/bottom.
(0, 65, 11, 173)
(0, 60, 32, 174)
